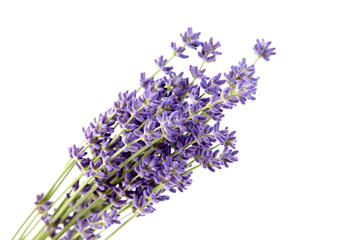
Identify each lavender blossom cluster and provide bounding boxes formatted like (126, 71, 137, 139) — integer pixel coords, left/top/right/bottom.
(34, 28, 275, 240)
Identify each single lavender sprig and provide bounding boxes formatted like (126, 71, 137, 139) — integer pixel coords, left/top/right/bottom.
(254, 38, 276, 62)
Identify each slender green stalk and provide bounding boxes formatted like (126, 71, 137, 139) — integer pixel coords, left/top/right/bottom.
(11, 208, 37, 240)
(50, 177, 93, 225)
(47, 161, 76, 198)
(59, 186, 97, 223)
(22, 218, 41, 239)
(47, 172, 83, 215)
(187, 159, 195, 167)
(183, 164, 201, 175)
(253, 55, 262, 64)
(17, 210, 39, 240)
(32, 226, 46, 240)
(150, 55, 176, 80)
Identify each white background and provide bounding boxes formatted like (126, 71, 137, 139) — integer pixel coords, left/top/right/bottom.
(1, 1, 359, 239)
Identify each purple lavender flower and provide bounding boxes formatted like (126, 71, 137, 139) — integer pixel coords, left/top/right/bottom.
(74, 218, 96, 239)
(198, 38, 222, 62)
(102, 210, 121, 228)
(140, 72, 154, 89)
(155, 56, 174, 74)
(189, 65, 206, 79)
(171, 42, 188, 59)
(180, 27, 202, 49)
(154, 156, 187, 190)
(254, 39, 276, 61)
(134, 155, 160, 180)
(86, 213, 103, 230)
(200, 73, 226, 96)
(35, 193, 52, 213)
(62, 229, 74, 240)
(219, 147, 239, 168)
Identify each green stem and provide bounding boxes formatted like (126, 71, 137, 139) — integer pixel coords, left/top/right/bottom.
(253, 55, 262, 64)
(22, 218, 41, 239)
(11, 208, 37, 240)
(45, 159, 75, 200)
(187, 159, 195, 167)
(48, 161, 76, 198)
(50, 177, 92, 225)
(32, 224, 49, 240)
(183, 164, 201, 175)
(210, 143, 220, 151)
(59, 185, 97, 223)
(17, 210, 38, 240)
(48, 172, 83, 216)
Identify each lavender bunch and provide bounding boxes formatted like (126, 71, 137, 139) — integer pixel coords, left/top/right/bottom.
(12, 28, 275, 240)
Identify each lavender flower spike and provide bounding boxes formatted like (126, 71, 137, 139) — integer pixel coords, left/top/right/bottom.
(171, 42, 188, 59)
(254, 39, 276, 61)
(155, 56, 174, 74)
(180, 27, 202, 50)
(198, 37, 222, 63)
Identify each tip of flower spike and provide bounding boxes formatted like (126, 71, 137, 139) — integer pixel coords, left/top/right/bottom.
(198, 38, 222, 63)
(180, 27, 202, 50)
(253, 39, 276, 61)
